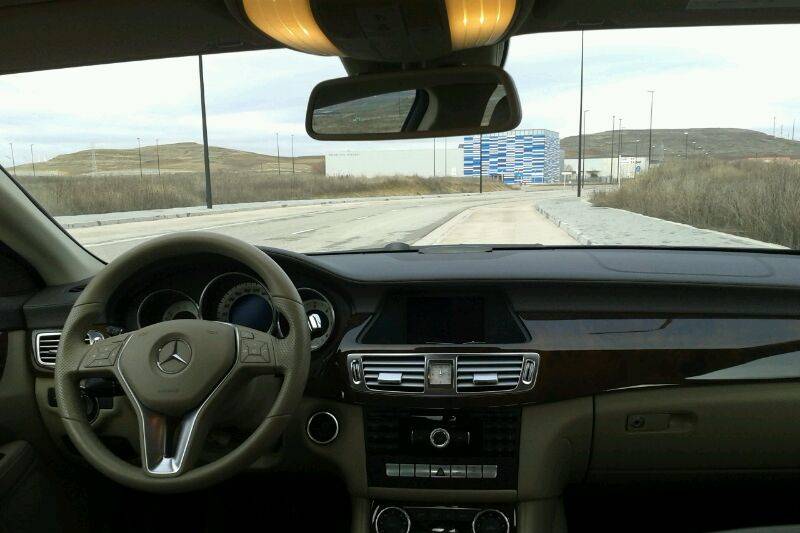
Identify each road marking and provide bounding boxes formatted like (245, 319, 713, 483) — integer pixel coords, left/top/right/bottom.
(354, 216, 369, 220)
(291, 228, 317, 235)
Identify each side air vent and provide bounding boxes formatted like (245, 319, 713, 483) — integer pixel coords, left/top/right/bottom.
(361, 355, 426, 393)
(33, 330, 104, 368)
(456, 355, 524, 392)
(34, 331, 61, 367)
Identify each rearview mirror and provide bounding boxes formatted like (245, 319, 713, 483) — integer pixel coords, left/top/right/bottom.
(305, 65, 522, 141)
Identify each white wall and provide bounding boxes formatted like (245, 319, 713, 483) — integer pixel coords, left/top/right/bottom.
(563, 157, 649, 179)
(326, 148, 464, 178)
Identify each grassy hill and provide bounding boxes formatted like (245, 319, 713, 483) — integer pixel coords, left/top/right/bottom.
(561, 128, 800, 160)
(11, 142, 325, 177)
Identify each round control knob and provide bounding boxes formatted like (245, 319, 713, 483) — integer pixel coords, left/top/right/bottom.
(472, 509, 510, 533)
(429, 427, 450, 448)
(375, 506, 410, 533)
(306, 411, 339, 445)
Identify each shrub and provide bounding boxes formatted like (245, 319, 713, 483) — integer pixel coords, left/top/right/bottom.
(593, 159, 800, 248)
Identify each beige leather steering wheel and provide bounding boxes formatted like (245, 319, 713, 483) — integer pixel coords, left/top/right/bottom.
(54, 232, 310, 493)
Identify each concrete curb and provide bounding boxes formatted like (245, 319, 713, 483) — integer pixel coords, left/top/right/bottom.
(57, 191, 506, 230)
(536, 198, 786, 249)
(535, 200, 595, 245)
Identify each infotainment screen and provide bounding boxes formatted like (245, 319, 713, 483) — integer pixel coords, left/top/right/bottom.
(406, 296, 485, 344)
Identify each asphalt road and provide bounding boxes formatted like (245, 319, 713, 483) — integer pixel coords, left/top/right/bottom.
(71, 189, 577, 261)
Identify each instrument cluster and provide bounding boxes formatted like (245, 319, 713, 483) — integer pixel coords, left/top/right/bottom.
(135, 271, 337, 352)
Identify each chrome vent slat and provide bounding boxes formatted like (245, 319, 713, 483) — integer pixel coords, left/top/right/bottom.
(456, 355, 524, 392)
(362, 355, 426, 393)
(348, 352, 538, 396)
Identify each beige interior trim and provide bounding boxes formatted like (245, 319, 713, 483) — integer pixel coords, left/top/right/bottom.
(592, 382, 800, 474)
(518, 398, 593, 500)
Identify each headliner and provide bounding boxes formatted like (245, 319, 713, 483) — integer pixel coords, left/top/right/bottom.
(0, 0, 799, 75)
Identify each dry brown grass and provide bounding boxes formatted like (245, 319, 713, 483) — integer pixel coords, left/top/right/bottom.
(592, 159, 800, 248)
(18, 171, 510, 216)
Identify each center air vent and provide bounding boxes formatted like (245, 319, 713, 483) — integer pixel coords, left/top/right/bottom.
(456, 355, 524, 392)
(361, 355, 426, 393)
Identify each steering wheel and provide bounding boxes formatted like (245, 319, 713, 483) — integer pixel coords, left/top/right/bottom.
(54, 232, 310, 493)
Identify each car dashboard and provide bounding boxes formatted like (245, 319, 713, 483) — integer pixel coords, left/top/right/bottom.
(21, 246, 800, 533)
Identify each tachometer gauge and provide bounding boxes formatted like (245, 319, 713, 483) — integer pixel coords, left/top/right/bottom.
(200, 272, 275, 333)
(162, 299, 200, 322)
(298, 288, 335, 351)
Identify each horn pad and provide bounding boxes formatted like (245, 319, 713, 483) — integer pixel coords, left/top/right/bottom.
(117, 320, 236, 417)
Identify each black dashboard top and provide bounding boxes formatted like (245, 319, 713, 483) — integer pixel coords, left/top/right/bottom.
(19, 246, 800, 332)
(265, 246, 800, 288)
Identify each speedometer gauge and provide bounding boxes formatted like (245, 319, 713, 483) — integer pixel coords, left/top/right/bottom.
(199, 272, 275, 333)
(298, 288, 335, 351)
(216, 281, 274, 331)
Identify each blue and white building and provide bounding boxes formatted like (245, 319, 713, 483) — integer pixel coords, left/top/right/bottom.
(463, 129, 561, 185)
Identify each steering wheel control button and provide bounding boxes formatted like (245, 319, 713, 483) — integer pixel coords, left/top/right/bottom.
(451, 464, 467, 478)
(156, 339, 192, 374)
(306, 411, 339, 445)
(429, 427, 451, 448)
(431, 464, 450, 478)
(482, 465, 498, 479)
(86, 340, 125, 368)
(467, 465, 483, 478)
(385, 463, 400, 477)
(415, 464, 430, 478)
(240, 339, 271, 364)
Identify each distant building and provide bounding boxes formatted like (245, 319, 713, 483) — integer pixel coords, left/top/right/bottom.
(562, 156, 649, 181)
(325, 147, 463, 178)
(463, 129, 561, 185)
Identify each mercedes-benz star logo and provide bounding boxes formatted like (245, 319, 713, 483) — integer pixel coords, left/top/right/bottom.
(156, 339, 192, 374)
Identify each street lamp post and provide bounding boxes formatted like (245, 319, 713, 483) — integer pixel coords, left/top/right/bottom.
(581, 109, 589, 186)
(478, 134, 483, 194)
(155, 139, 161, 178)
(137, 137, 143, 179)
(647, 90, 655, 166)
(8, 142, 16, 179)
(30, 144, 36, 178)
(576, 30, 585, 197)
(276, 133, 281, 176)
(198, 55, 213, 209)
(617, 119, 622, 186)
(291, 134, 295, 199)
(684, 132, 689, 159)
(610, 115, 615, 184)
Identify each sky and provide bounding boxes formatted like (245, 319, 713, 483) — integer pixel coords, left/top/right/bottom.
(0, 23, 798, 164)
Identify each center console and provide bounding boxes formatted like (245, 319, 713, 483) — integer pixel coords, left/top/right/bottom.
(365, 408, 520, 490)
(352, 292, 532, 532)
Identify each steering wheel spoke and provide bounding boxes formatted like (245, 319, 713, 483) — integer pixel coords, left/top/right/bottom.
(136, 404, 208, 476)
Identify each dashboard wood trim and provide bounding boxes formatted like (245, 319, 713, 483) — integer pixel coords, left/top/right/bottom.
(308, 314, 800, 408)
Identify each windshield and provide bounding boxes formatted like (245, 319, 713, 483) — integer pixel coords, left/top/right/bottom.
(2, 24, 798, 261)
